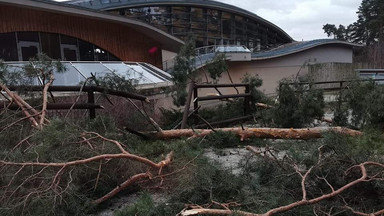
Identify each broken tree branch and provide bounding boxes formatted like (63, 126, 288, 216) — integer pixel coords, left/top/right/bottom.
(0, 152, 173, 170)
(92, 172, 152, 204)
(39, 74, 54, 128)
(0, 83, 39, 128)
(179, 162, 384, 216)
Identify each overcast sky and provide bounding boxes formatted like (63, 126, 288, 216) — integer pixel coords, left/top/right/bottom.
(216, 0, 362, 41)
(55, 0, 362, 41)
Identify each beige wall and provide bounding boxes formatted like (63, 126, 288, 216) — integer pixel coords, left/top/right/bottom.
(197, 44, 354, 96)
(147, 44, 355, 120)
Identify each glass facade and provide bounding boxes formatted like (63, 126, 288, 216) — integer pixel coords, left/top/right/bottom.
(0, 32, 120, 62)
(3, 61, 171, 87)
(110, 5, 291, 51)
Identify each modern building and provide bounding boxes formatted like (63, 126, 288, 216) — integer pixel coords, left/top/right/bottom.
(66, 0, 293, 51)
(0, 0, 186, 87)
(0, 0, 360, 96)
(63, 0, 360, 95)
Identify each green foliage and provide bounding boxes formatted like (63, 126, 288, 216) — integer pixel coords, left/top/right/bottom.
(113, 193, 156, 216)
(114, 192, 179, 216)
(172, 158, 246, 205)
(170, 36, 228, 106)
(171, 35, 196, 107)
(323, 0, 384, 44)
(237, 131, 384, 215)
(273, 79, 324, 128)
(323, 24, 354, 41)
(205, 131, 241, 148)
(206, 53, 228, 81)
(159, 100, 249, 129)
(199, 100, 246, 122)
(159, 108, 183, 129)
(91, 72, 137, 93)
(0, 60, 33, 86)
(353, 0, 384, 44)
(333, 80, 384, 129)
(241, 73, 271, 111)
(24, 53, 66, 84)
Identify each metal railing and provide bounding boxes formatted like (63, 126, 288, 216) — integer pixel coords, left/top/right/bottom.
(162, 45, 251, 71)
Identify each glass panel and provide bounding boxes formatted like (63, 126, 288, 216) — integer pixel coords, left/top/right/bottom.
(71, 62, 112, 79)
(62, 45, 78, 61)
(40, 33, 61, 59)
(79, 40, 95, 61)
(4, 63, 39, 85)
(103, 62, 153, 84)
(94, 47, 108, 61)
(53, 63, 85, 86)
(126, 64, 164, 83)
(0, 32, 18, 61)
(359, 73, 375, 79)
(376, 73, 384, 84)
(20, 45, 39, 61)
(222, 19, 232, 38)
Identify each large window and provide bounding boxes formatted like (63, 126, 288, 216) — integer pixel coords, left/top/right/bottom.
(0, 33, 18, 61)
(108, 5, 291, 50)
(0, 32, 120, 61)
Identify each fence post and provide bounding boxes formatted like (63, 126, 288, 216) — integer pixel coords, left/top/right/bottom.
(88, 91, 96, 119)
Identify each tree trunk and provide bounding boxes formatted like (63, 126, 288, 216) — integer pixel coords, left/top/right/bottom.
(181, 81, 195, 129)
(152, 127, 362, 140)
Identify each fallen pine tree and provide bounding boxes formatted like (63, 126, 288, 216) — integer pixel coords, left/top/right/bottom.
(151, 127, 362, 140)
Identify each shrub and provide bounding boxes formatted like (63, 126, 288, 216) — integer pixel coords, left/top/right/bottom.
(273, 79, 324, 128)
(333, 80, 384, 129)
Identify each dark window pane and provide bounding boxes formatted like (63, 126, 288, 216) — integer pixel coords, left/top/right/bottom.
(94, 47, 108, 61)
(79, 40, 95, 61)
(21, 46, 38, 61)
(40, 33, 61, 59)
(62, 48, 78, 61)
(60, 35, 77, 45)
(0, 32, 18, 61)
(108, 52, 119, 61)
(17, 32, 39, 42)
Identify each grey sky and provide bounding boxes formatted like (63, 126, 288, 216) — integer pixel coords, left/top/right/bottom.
(55, 0, 362, 41)
(216, 0, 362, 41)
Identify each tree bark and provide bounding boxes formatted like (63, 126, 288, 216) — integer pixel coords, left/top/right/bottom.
(92, 172, 151, 204)
(0, 83, 39, 128)
(152, 127, 362, 140)
(181, 81, 195, 129)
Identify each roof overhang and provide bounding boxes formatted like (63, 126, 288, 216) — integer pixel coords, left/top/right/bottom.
(0, 0, 184, 52)
(251, 39, 363, 60)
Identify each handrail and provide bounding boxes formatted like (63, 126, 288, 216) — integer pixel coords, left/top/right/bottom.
(162, 45, 251, 71)
(7, 85, 148, 101)
(288, 78, 384, 85)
